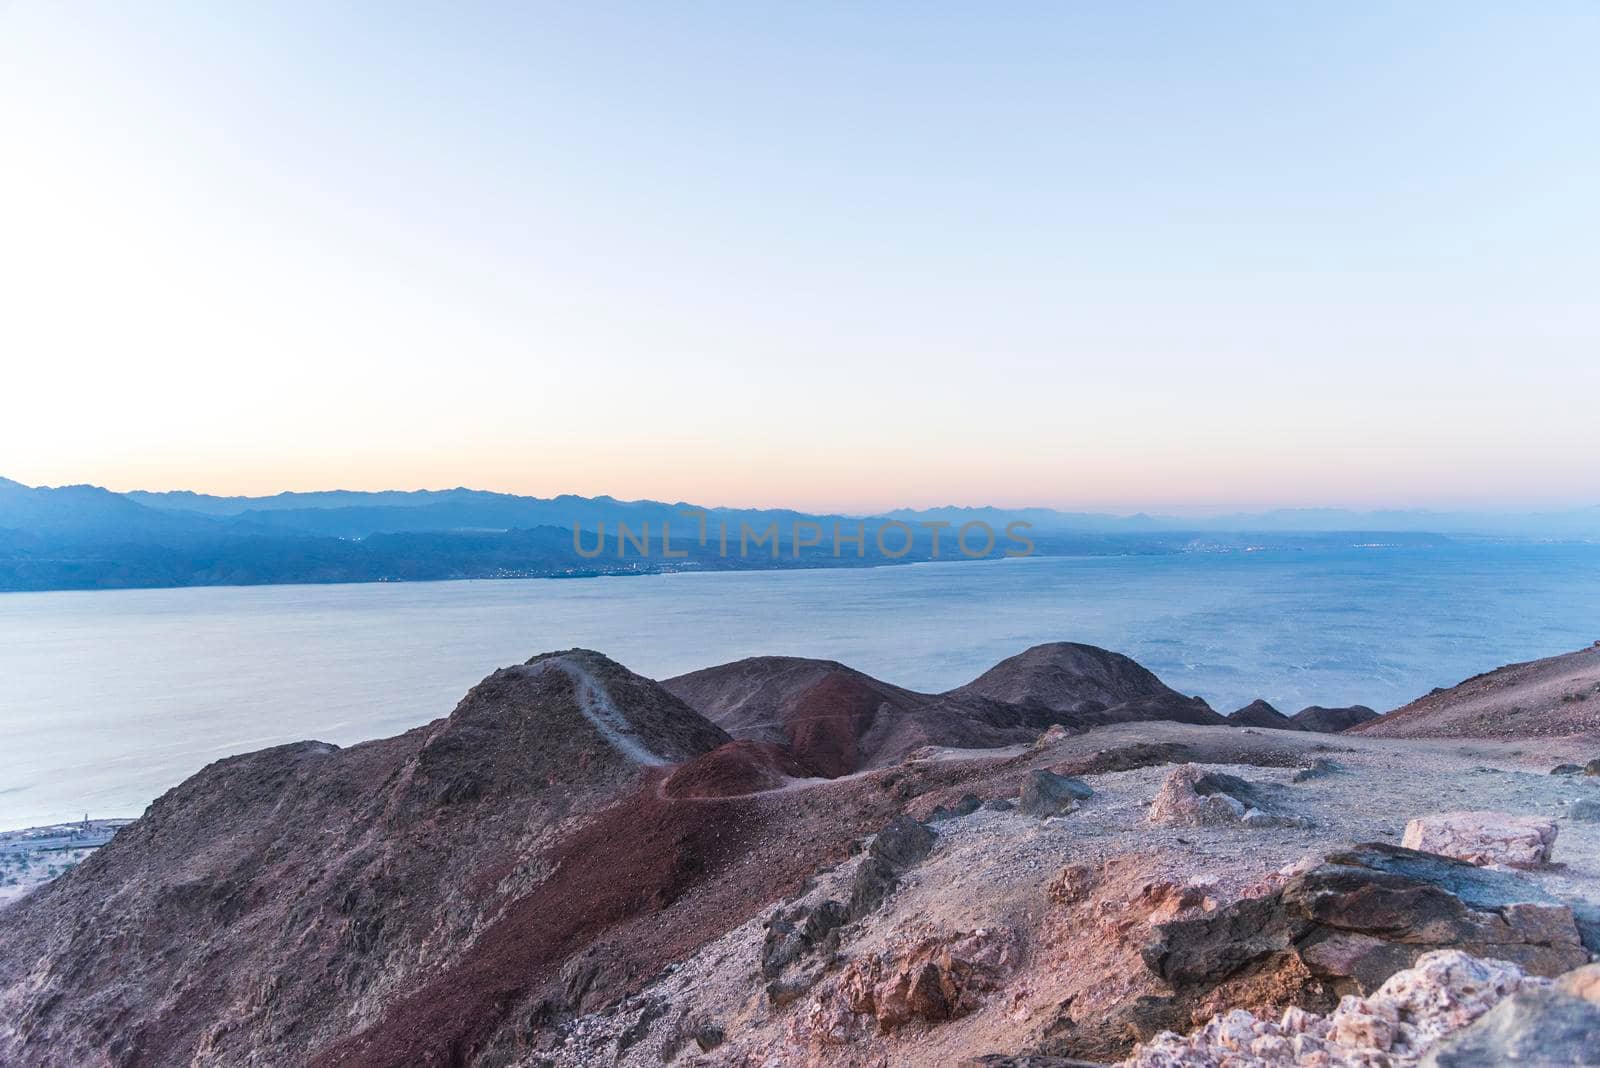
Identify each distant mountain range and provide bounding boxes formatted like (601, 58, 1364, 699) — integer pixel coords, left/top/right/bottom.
(1, 475, 1590, 592)
(882, 503, 1600, 538)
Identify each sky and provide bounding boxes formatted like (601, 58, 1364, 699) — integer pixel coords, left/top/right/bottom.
(2, 2, 1598, 515)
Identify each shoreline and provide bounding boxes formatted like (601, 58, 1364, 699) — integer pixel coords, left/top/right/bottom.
(0, 818, 134, 908)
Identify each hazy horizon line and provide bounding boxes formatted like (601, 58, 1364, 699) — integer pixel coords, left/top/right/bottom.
(10, 473, 1598, 523)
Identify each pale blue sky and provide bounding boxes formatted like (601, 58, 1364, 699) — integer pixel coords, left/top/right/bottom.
(3, 3, 1597, 512)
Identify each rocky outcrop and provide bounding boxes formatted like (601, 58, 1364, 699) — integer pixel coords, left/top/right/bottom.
(793, 927, 1021, 1041)
(1019, 769, 1093, 817)
(1124, 950, 1548, 1068)
(1401, 811, 1558, 869)
(1143, 844, 1589, 1002)
(1288, 704, 1380, 733)
(1147, 765, 1290, 827)
(760, 816, 938, 1004)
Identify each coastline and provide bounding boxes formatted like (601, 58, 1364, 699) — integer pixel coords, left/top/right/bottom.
(0, 819, 132, 908)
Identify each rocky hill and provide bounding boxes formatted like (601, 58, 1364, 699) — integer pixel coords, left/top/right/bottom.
(4, 644, 1600, 1067)
(1287, 703, 1380, 733)
(1353, 642, 1600, 740)
(666, 655, 1103, 776)
(0, 651, 740, 1066)
(1229, 699, 1302, 730)
(954, 642, 1227, 727)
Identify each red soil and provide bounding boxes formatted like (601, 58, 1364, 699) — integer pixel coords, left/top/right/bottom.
(784, 672, 885, 777)
(663, 740, 817, 799)
(314, 771, 765, 1066)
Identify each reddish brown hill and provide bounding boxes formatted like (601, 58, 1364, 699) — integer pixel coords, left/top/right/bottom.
(662, 656, 1072, 775)
(1352, 642, 1600, 740)
(953, 642, 1228, 727)
(0, 650, 735, 1068)
(663, 739, 819, 799)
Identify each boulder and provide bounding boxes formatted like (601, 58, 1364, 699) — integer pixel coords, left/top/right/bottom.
(1551, 763, 1584, 775)
(929, 794, 983, 822)
(867, 814, 936, 868)
(1142, 844, 1588, 997)
(1401, 811, 1558, 868)
(1587, 758, 1600, 776)
(1569, 899, 1600, 956)
(1568, 798, 1600, 822)
(1292, 757, 1342, 783)
(1019, 769, 1092, 817)
(1147, 764, 1277, 827)
(1422, 987, 1600, 1066)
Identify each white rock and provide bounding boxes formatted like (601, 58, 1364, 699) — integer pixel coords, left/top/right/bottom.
(1400, 810, 1557, 868)
(1118, 949, 1544, 1067)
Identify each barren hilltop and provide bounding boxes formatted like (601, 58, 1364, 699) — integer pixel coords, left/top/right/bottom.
(3, 643, 1600, 1066)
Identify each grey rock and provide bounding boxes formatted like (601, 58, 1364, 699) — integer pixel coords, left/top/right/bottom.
(759, 898, 848, 979)
(659, 1012, 725, 1060)
(1569, 799, 1600, 822)
(1294, 758, 1343, 783)
(616, 996, 666, 1052)
(765, 970, 821, 1008)
(1551, 764, 1585, 775)
(847, 815, 937, 919)
(1143, 843, 1587, 996)
(1422, 988, 1600, 1066)
(1191, 769, 1273, 809)
(950, 793, 983, 817)
(983, 798, 1016, 812)
(1587, 759, 1600, 776)
(869, 815, 936, 868)
(1566, 899, 1600, 956)
(1019, 770, 1094, 817)
(1118, 993, 1189, 1041)
(931, 793, 984, 821)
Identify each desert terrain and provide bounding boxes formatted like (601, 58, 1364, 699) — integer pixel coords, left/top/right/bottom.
(2, 642, 1599, 1066)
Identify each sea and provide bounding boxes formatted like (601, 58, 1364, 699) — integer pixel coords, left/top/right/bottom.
(3, 542, 1598, 829)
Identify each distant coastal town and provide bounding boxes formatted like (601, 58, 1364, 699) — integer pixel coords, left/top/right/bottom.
(0, 819, 131, 908)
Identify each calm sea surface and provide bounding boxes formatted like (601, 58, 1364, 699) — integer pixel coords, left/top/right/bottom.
(3, 543, 1598, 828)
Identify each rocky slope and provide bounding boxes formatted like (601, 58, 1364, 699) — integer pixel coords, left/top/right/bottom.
(4, 644, 1600, 1067)
(1354, 642, 1600, 740)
